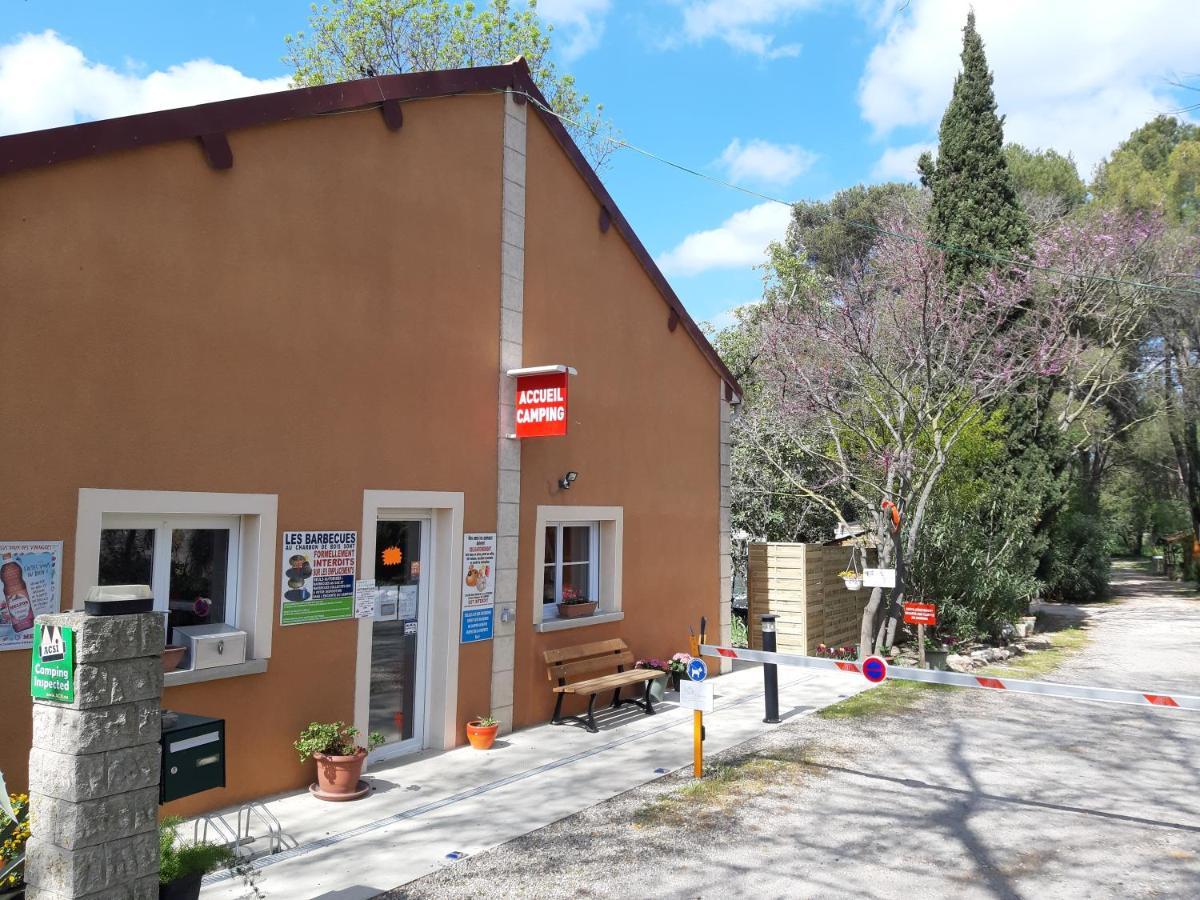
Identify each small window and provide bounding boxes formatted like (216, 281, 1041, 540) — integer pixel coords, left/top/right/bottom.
(98, 514, 239, 642)
(542, 523, 599, 620)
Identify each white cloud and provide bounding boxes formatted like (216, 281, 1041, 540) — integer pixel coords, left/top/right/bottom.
(538, 0, 612, 62)
(675, 0, 819, 59)
(719, 138, 817, 185)
(858, 0, 1200, 177)
(0, 31, 290, 136)
(657, 202, 792, 277)
(871, 141, 936, 181)
(703, 301, 760, 333)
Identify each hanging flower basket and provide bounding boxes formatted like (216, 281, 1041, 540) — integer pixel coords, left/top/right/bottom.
(837, 569, 863, 591)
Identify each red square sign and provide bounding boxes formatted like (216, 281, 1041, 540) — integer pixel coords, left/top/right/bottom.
(515, 372, 568, 438)
(903, 602, 937, 626)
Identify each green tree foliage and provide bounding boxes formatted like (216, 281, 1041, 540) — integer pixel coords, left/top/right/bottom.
(1092, 116, 1200, 222)
(710, 303, 842, 546)
(285, 0, 616, 169)
(917, 11, 1029, 283)
(785, 182, 922, 279)
(910, 411, 1047, 638)
(1004, 143, 1086, 215)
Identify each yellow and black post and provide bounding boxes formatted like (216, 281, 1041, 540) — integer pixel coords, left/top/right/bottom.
(688, 619, 705, 777)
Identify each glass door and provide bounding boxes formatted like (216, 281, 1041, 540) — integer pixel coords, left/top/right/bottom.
(369, 518, 430, 757)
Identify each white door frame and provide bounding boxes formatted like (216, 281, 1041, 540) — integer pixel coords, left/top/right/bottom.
(366, 514, 432, 762)
(357, 491, 464, 762)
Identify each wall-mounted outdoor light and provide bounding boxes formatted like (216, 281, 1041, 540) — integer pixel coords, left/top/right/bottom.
(558, 471, 578, 490)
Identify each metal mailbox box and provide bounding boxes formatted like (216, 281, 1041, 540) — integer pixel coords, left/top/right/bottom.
(172, 623, 247, 670)
(160, 711, 226, 803)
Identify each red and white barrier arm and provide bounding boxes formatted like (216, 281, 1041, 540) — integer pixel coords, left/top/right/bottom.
(700, 644, 1200, 712)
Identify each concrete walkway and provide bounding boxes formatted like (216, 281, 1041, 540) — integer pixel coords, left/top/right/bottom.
(198, 662, 868, 899)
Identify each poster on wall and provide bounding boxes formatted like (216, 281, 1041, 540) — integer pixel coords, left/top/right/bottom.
(460, 532, 496, 643)
(1, 542, 63, 652)
(280, 531, 357, 626)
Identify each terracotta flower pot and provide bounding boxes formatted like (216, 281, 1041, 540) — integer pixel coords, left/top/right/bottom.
(312, 748, 368, 795)
(162, 645, 186, 672)
(557, 600, 597, 619)
(466, 720, 499, 750)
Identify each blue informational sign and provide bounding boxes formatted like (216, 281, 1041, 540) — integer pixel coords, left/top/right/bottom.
(687, 658, 708, 682)
(460, 607, 494, 643)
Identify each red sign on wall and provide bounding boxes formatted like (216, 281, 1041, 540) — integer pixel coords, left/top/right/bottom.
(515, 372, 569, 438)
(903, 602, 937, 626)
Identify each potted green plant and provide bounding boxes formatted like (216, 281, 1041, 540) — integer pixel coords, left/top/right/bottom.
(1, 785, 28, 900)
(923, 633, 957, 670)
(634, 658, 670, 701)
(466, 715, 500, 750)
(294, 721, 384, 801)
(668, 653, 692, 692)
(158, 816, 235, 900)
(837, 569, 863, 591)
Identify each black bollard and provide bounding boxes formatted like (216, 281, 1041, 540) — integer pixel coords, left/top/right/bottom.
(762, 614, 780, 723)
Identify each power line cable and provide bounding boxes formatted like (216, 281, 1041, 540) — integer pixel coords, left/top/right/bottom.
(504, 88, 1200, 299)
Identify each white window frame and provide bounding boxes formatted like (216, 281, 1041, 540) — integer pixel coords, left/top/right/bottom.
(75, 489, 277, 684)
(99, 513, 241, 627)
(542, 522, 600, 621)
(532, 506, 623, 632)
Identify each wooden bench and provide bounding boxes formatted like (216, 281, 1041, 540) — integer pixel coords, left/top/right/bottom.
(544, 639, 666, 733)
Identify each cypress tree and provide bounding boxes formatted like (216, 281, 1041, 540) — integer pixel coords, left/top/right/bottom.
(917, 11, 1029, 284)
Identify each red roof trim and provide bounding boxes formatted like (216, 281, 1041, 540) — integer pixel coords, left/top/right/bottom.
(0, 60, 742, 400)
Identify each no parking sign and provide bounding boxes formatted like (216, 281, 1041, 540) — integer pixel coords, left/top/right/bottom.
(862, 655, 888, 684)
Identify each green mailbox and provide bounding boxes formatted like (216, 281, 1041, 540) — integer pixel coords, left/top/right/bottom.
(160, 711, 226, 804)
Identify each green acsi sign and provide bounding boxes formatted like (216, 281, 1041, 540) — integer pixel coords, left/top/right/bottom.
(30, 623, 74, 703)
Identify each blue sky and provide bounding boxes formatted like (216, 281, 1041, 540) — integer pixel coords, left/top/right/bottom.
(1, 1, 1196, 327)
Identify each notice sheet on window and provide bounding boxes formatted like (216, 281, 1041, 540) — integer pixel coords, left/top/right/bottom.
(460, 532, 496, 643)
(1, 542, 63, 652)
(281, 531, 357, 626)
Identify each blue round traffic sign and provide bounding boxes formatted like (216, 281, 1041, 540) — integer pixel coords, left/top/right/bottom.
(687, 658, 708, 682)
(862, 655, 888, 684)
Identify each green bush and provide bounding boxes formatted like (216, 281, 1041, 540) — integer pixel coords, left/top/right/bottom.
(158, 817, 233, 884)
(730, 613, 748, 648)
(293, 722, 384, 762)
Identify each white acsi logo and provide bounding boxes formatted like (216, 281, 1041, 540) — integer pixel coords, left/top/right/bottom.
(39, 625, 66, 663)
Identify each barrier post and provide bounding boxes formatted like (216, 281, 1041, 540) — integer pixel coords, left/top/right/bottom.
(688, 630, 703, 777)
(761, 614, 780, 724)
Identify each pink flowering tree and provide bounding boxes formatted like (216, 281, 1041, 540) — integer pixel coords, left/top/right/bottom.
(749, 209, 1165, 655)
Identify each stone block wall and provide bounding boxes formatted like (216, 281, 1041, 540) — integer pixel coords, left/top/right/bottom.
(25, 611, 163, 900)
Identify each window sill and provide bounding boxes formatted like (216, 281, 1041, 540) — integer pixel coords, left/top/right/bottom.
(534, 611, 624, 633)
(164, 657, 268, 687)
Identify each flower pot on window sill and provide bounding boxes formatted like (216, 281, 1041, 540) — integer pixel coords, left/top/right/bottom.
(557, 600, 598, 619)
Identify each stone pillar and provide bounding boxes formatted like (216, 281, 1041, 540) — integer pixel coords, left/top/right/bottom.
(25, 611, 164, 900)
(719, 389, 735, 673)
(491, 89, 528, 735)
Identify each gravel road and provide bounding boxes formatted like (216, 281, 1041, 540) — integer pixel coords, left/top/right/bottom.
(382, 566, 1200, 899)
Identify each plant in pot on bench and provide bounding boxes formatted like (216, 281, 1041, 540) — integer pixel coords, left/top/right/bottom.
(294, 721, 384, 802)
